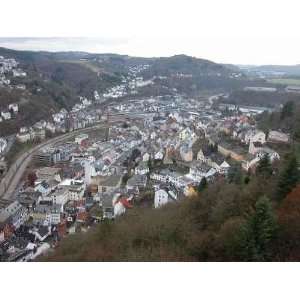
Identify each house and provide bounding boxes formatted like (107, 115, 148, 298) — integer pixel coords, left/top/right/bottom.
(101, 194, 115, 219)
(113, 196, 133, 217)
(126, 174, 147, 194)
(256, 148, 280, 162)
(242, 146, 280, 171)
(76, 210, 89, 224)
(244, 130, 266, 145)
(0, 201, 28, 230)
(188, 161, 216, 182)
(242, 154, 261, 171)
(8, 103, 19, 113)
(150, 172, 168, 183)
(135, 161, 149, 175)
(59, 179, 85, 201)
(30, 226, 51, 242)
(92, 175, 122, 193)
(180, 144, 193, 162)
(34, 181, 52, 196)
(1, 111, 11, 120)
(36, 167, 62, 182)
(51, 187, 69, 207)
(16, 132, 31, 143)
(32, 203, 62, 226)
(268, 131, 289, 143)
(154, 150, 164, 160)
(34, 129, 46, 141)
(179, 127, 197, 142)
(249, 142, 280, 162)
(150, 132, 157, 140)
(46, 122, 56, 133)
(142, 152, 150, 162)
(18, 189, 40, 209)
(219, 161, 231, 174)
(154, 189, 169, 208)
(154, 186, 178, 208)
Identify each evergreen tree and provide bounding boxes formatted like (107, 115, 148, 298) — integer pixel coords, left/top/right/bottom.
(277, 154, 299, 201)
(147, 159, 153, 171)
(280, 101, 295, 120)
(256, 154, 272, 177)
(197, 177, 207, 193)
(235, 196, 277, 261)
(227, 165, 242, 184)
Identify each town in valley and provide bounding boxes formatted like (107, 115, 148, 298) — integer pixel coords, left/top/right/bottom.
(0, 49, 298, 262)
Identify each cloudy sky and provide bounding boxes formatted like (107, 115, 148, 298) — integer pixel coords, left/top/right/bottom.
(1, 0, 300, 65)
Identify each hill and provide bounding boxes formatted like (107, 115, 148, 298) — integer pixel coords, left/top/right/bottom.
(0, 48, 122, 135)
(0, 48, 265, 135)
(139, 55, 269, 95)
(45, 157, 300, 261)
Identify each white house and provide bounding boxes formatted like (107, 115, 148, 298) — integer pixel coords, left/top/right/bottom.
(142, 152, 150, 162)
(154, 150, 164, 160)
(135, 161, 149, 175)
(154, 189, 170, 208)
(1, 111, 11, 120)
(8, 103, 19, 113)
(219, 161, 231, 174)
(16, 132, 30, 143)
(244, 130, 266, 145)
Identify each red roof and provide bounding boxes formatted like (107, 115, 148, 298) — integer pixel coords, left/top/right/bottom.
(119, 198, 133, 209)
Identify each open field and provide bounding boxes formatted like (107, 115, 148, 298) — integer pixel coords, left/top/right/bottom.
(267, 78, 300, 86)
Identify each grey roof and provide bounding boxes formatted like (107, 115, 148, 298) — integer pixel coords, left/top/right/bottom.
(127, 174, 147, 187)
(0, 201, 24, 224)
(37, 226, 50, 237)
(101, 194, 114, 208)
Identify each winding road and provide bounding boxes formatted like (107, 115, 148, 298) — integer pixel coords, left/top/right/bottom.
(0, 120, 120, 207)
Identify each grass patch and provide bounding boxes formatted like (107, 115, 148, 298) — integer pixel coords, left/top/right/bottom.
(267, 78, 300, 86)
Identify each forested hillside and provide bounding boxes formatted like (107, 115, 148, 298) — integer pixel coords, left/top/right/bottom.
(0, 48, 122, 135)
(46, 149, 300, 262)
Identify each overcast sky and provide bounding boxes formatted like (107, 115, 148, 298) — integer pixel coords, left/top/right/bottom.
(1, 0, 300, 65)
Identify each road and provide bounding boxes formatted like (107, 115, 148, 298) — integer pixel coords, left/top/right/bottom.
(0, 119, 123, 206)
(0, 108, 192, 207)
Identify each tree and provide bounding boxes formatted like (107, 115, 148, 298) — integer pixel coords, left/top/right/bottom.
(276, 185, 300, 260)
(197, 177, 207, 193)
(131, 148, 141, 161)
(27, 171, 37, 187)
(235, 196, 277, 261)
(256, 154, 272, 177)
(147, 159, 153, 171)
(280, 101, 295, 120)
(227, 165, 242, 184)
(276, 154, 299, 201)
(278, 185, 300, 240)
